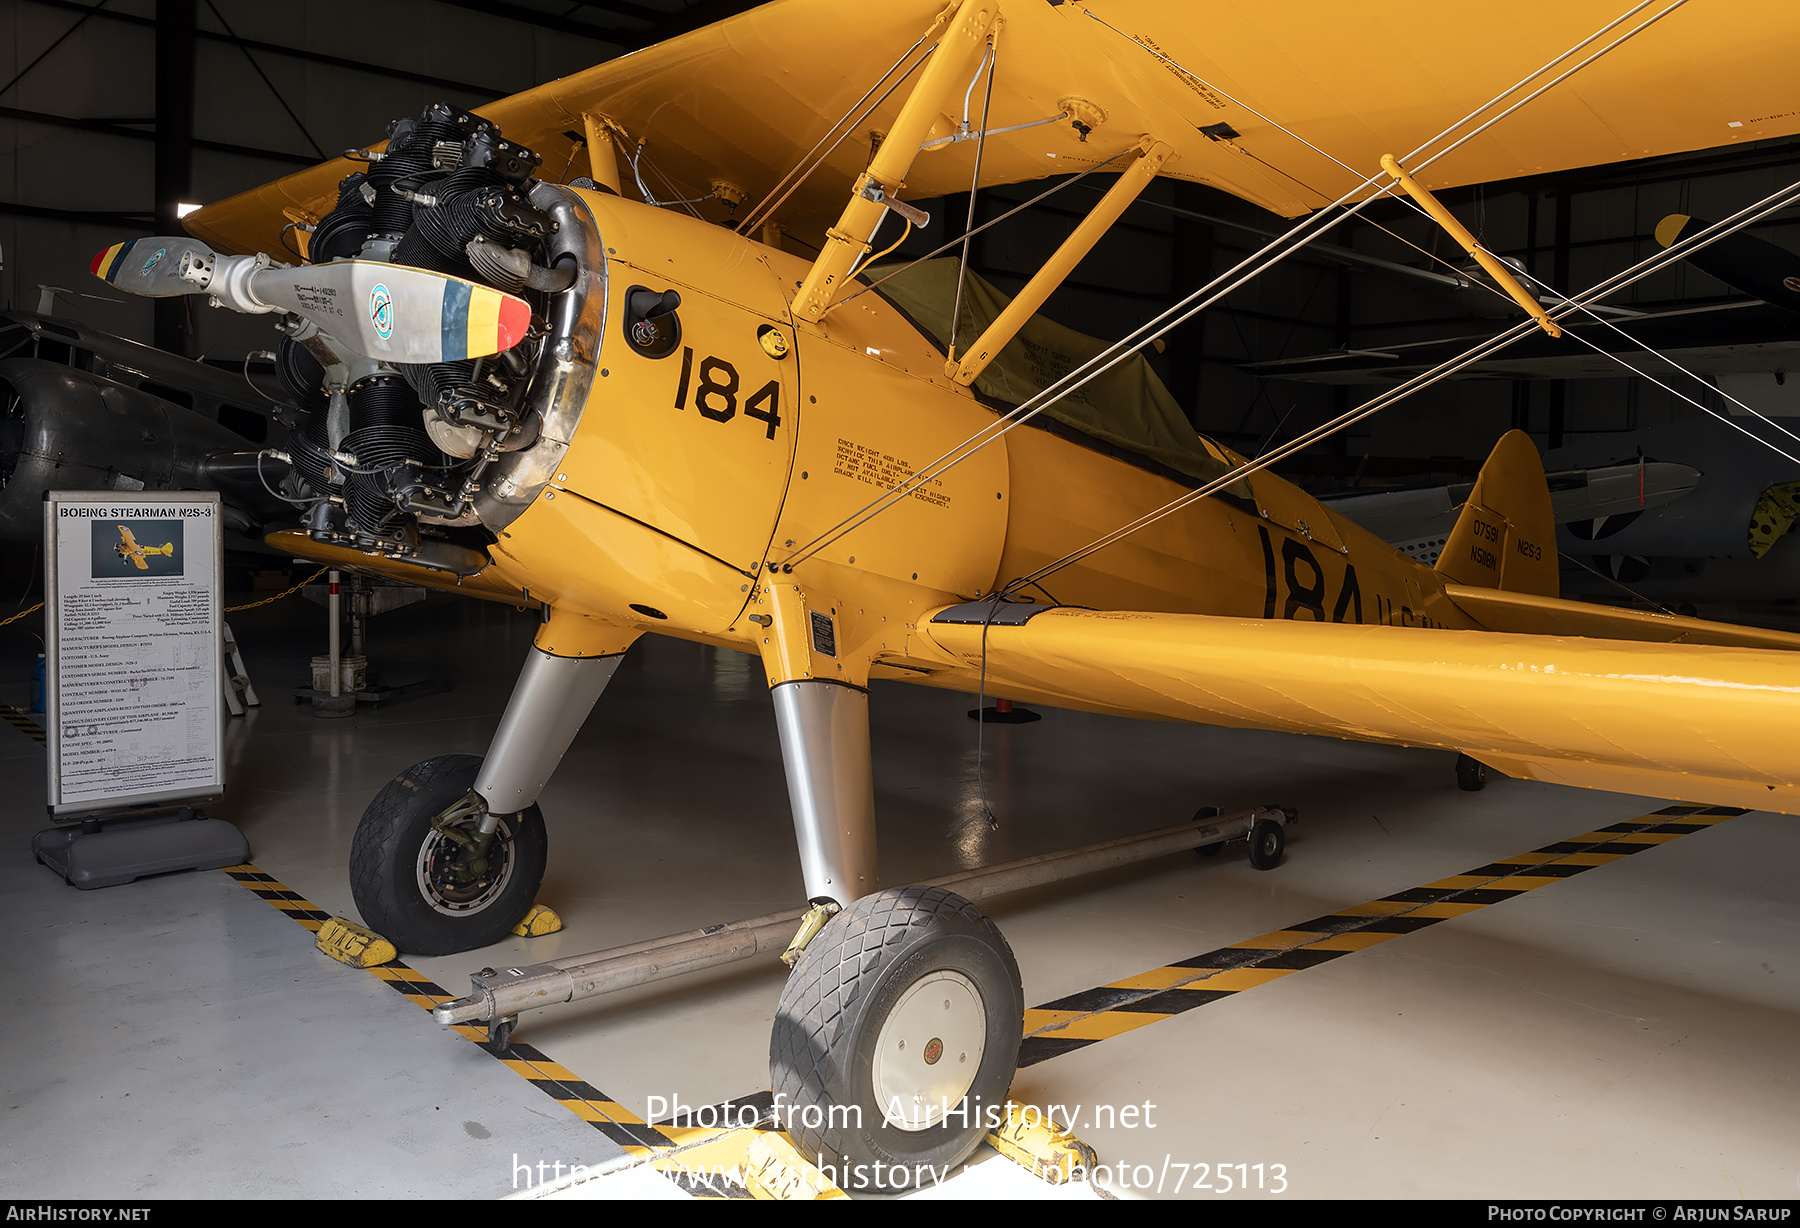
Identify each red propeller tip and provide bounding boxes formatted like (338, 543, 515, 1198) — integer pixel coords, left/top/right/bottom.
(496, 295, 530, 351)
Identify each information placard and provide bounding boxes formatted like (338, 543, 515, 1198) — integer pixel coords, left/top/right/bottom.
(44, 491, 223, 815)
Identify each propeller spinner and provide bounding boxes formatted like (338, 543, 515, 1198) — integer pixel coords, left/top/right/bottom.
(91, 237, 531, 364)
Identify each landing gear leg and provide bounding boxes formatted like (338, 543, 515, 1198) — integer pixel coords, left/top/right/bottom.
(769, 680, 878, 905)
(765, 680, 1024, 1192)
(347, 646, 624, 955)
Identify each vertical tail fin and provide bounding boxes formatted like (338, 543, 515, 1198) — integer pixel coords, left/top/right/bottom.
(1435, 430, 1558, 597)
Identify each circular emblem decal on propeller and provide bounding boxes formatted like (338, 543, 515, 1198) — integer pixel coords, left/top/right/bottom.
(370, 283, 394, 340)
(141, 248, 167, 276)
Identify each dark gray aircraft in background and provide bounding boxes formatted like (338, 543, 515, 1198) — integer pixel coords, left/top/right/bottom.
(0, 308, 296, 553)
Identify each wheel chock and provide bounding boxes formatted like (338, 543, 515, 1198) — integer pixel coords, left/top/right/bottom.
(742, 1132, 848, 1200)
(984, 1102, 1099, 1185)
(511, 904, 564, 938)
(315, 917, 397, 968)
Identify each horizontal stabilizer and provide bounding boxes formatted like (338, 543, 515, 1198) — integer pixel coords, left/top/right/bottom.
(1443, 584, 1800, 651)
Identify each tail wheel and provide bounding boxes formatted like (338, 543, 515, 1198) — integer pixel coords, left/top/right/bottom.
(349, 754, 546, 956)
(770, 886, 1022, 1193)
(1456, 753, 1489, 792)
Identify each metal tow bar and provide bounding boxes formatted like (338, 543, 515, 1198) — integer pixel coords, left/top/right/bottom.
(434, 805, 1295, 1034)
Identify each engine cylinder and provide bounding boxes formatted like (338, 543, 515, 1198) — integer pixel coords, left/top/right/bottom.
(342, 375, 431, 536)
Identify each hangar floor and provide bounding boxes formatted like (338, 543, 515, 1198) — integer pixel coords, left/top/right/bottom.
(2, 591, 1797, 1200)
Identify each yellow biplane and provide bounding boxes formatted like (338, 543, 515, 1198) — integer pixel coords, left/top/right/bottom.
(95, 0, 1800, 1186)
(113, 524, 174, 570)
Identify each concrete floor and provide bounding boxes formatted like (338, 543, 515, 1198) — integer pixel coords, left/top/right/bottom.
(3, 590, 1797, 1200)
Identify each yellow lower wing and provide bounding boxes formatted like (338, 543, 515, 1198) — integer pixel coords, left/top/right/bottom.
(921, 607, 1800, 814)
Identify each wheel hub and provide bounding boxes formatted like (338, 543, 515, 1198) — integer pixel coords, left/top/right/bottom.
(871, 970, 987, 1132)
(417, 816, 515, 917)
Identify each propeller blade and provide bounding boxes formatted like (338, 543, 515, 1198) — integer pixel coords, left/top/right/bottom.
(89, 237, 216, 297)
(252, 262, 532, 364)
(1656, 214, 1800, 312)
(91, 238, 531, 363)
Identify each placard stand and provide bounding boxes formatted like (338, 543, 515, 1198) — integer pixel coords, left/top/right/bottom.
(36, 491, 247, 888)
(32, 805, 247, 888)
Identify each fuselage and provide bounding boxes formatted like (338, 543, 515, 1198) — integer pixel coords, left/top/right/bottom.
(475, 189, 1476, 708)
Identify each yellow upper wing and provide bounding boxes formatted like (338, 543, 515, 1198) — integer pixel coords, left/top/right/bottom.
(921, 606, 1800, 815)
(188, 0, 1800, 256)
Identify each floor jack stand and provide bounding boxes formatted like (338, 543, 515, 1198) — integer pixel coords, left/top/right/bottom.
(293, 571, 451, 718)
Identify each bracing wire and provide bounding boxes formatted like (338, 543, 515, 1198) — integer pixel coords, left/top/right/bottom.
(833, 149, 1138, 309)
(948, 40, 997, 362)
(739, 41, 940, 237)
(777, 0, 1693, 573)
(999, 180, 1800, 597)
(1258, 158, 1800, 470)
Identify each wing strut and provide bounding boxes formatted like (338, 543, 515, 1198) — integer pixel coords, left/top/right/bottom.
(947, 135, 1174, 386)
(580, 112, 623, 196)
(792, 0, 998, 323)
(1380, 153, 1561, 337)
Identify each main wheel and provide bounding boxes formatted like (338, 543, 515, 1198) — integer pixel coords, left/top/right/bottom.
(770, 885, 1023, 1193)
(1456, 753, 1489, 792)
(348, 754, 547, 956)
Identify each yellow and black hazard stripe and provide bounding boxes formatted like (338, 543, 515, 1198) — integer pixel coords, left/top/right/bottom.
(1015, 803, 1745, 1066)
(223, 867, 335, 929)
(10, 703, 793, 1193)
(219, 863, 802, 1199)
(1, 701, 47, 746)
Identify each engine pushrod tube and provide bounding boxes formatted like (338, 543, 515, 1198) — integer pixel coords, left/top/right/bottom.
(431, 806, 1288, 1025)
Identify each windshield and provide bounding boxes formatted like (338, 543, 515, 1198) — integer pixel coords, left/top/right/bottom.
(867, 258, 1237, 488)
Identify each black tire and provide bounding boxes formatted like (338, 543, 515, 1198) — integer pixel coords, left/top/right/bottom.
(1456, 753, 1489, 792)
(348, 754, 546, 956)
(770, 885, 1023, 1193)
(1247, 818, 1285, 870)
